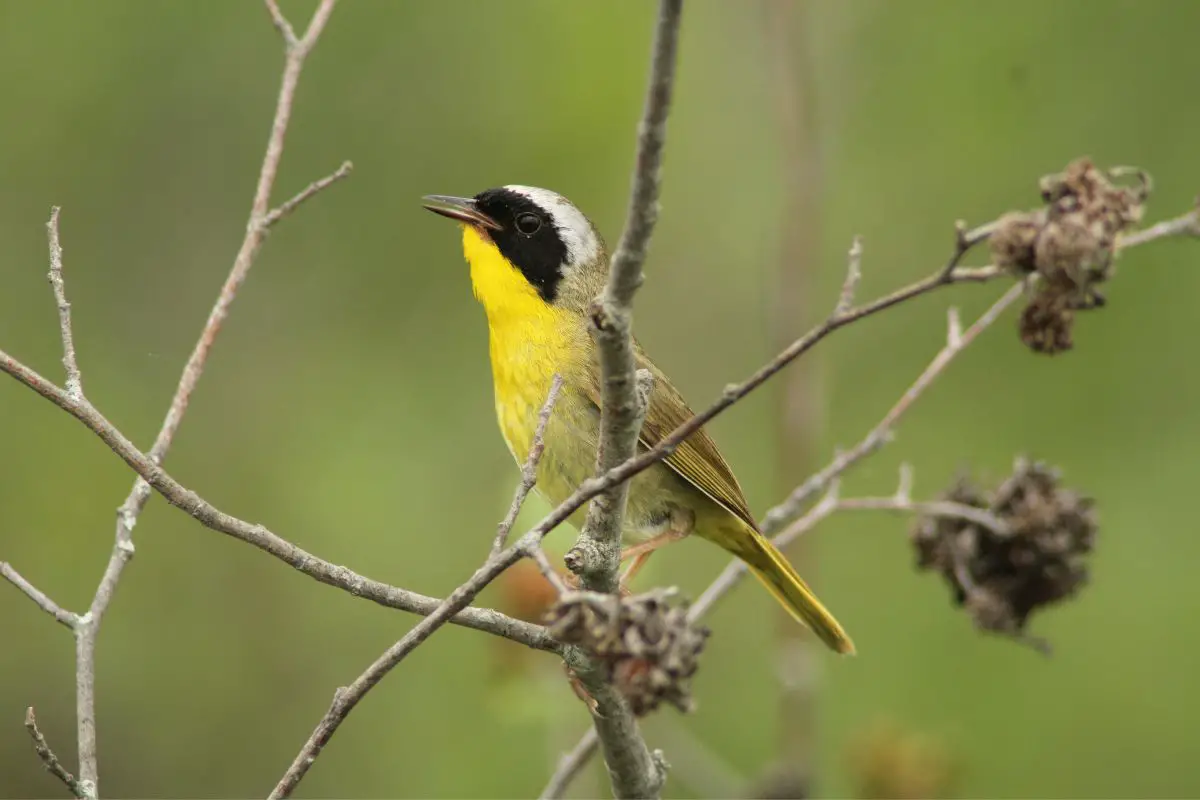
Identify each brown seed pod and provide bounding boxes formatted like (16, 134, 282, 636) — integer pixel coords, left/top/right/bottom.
(545, 588, 710, 715)
(910, 459, 1097, 649)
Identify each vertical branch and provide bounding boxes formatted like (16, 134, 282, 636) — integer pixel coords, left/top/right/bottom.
(69, 2, 342, 794)
(568, 0, 684, 594)
(557, 2, 683, 798)
(46, 208, 83, 400)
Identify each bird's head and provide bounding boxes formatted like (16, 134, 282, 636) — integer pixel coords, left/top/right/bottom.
(423, 186, 608, 320)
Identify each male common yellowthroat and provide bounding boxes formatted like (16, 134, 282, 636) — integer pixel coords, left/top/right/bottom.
(423, 186, 854, 655)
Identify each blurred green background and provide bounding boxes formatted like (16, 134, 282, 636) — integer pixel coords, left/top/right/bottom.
(2, 1, 1199, 797)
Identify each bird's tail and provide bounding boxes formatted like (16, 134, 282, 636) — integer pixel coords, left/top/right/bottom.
(737, 532, 855, 655)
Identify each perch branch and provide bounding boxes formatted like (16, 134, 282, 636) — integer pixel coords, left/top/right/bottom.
(25, 707, 86, 800)
(543, 201, 1197, 794)
(271, 379, 572, 798)
(557, 1, 683, 797)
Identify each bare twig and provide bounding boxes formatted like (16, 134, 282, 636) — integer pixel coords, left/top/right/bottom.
(568, 0, 682, 594)
(1116, 206, 1200, 248)
(45, 208, 83, 400)
(836, 235, 864, 315)
(529, 545, 571, 595)
(541, 201, 1198, 793)
(273, 375, 571, 796)
(691, 284, 1024, 622)
(25, 707, 87, 799)
(0, 353, 560, 654)
(61, 3, 344, 792)
(269, 537, 535, 799)
(542, 729, 600, 800)
(555, 1, 683, 797)
(495, 375, 564, 553)
(262, 160, 354, 228)
(0, 562, 77, 629)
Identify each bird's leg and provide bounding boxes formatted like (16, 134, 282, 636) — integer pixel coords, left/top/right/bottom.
(619, 507, 694, 589)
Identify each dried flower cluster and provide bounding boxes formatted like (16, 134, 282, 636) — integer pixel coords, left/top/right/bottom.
(910, 459, 1097, 644)
(990, 158, 1148, 353)
(545, 589, 710, 715)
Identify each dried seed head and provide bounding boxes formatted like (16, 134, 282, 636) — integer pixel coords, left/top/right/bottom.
(1018, 291, 1075, 354)
(991, 158, 1149, 354)
(910, 459, 1097, 648)
(545, 589, 710, 715)
(990, 211, 1044, 275)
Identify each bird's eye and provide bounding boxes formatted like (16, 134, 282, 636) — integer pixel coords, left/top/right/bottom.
(515, 212, 542, 235)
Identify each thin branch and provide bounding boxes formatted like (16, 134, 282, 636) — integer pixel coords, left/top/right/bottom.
(1116, 206, 1199, 248)
(263, 0, 298, 47)
(528, 545, 571, 595)
(568, 0, 682, 592)
(558, 1, 683, 797)
(540, 199, 1199, 792)
(271, 527, 558, 799)
(0, 562, 77, 629)
(542, 729, 600, 800)
(0, 352, 560, 654)
(494, 375, 564, 553)
(61, 3, 344, 792)
(263, 160, 354, 229)
(835, 496, 1010, 536)
(45, 207, 83, 400)
(691, 283, 1024, 622)
(25, 707, 87, 799)
(836, 235, 864, 315)
(274, 376, 568, 796)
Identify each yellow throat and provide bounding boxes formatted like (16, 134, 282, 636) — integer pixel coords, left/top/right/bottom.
(461, 225, 584, 459)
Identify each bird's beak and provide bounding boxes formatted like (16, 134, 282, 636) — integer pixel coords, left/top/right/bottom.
(421, 195, 502, 231)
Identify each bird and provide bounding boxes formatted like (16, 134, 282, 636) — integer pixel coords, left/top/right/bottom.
(422, 185, 854, 655)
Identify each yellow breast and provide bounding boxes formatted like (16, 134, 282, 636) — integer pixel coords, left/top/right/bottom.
(462, 225, 587, 461)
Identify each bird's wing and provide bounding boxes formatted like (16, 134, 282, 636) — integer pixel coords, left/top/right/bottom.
(584, 344, 759, 531)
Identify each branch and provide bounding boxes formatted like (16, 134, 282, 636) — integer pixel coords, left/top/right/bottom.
(541, 201, 1197, 793)
(689, 284, 1024, 622)
(269, 542, 530, 799)
(271, 381, 569, 798)
(494, 375, 563, 553)
(64, 3, 345, 792)
(25, 707, 87, 800)
(542, 729, 600, 800)
(0, 353, 561, 652)
(0, 562, 77, 629)
(45, 208, 83, 400)
(557, 1, 683, 798)
(568, 0, 682, 592)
